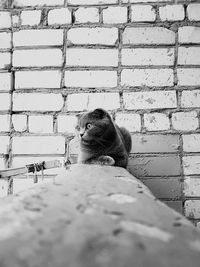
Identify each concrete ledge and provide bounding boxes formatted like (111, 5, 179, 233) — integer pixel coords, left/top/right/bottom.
(0, 164, 200, 267)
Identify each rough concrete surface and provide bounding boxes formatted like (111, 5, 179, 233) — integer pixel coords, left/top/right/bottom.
(0, 164, 200, 267)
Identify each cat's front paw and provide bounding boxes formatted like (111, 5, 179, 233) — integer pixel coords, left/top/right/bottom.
(97, 156, 115, 166)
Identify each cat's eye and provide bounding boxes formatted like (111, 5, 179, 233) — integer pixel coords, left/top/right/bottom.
(86, 123, 92, 129)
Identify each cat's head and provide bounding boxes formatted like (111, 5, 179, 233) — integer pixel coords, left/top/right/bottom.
(75, 108, 115, 149)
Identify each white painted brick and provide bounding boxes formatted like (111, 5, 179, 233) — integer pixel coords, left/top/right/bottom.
(103, 7, 127, 24)
(0, 32, 11, 49)
(66, 48, 118, 67)
(131, 5, 156, 22)
(159, 5, 184, 21)
(122, 0, 167, 2)
(177, 68, 200, 86)
(0, 12, 11, 28)
(172, 111, 198, 131)
(29, 115, 53, 133)
(144, 113, 170, 131)
(0, 73, 11, 91)
(68, 0, 118, 5)
(15, 70, 61, 89)
(122, 48, 174, 66)
(13, 93, 63, 111)
(123, 27, 175, 45)
(13, 0, 64, 7)
(183, 134, 200, 152)
(67, 93, 120, 111)
(187, 4, 200, 21)
(12, 115, 27, 132)
(0, 136, 10, 153)
(57, 115, 77, 133)
(67, 27, 118, 45)
(124, 91, 176, 110)
(13, 29, 63, 47)
(179, 27, 200, 44)
(184, 178, 200, 197)
(12, 15, 19, 27)
(21, 10, 41, 26)
(0, 53, 11, 69)
(65, 70, 117, 88)
(0, 115, 10, 132)
(121, 69, 174, 87)
(12, 136, 65, 154)
(48, 8, 71, 25)
(181, 90, 200, 108)
(0, 93, 11, 111)
(13, 49, 63, 67)
(185, 200, 200, 219)
(115, 113, 141, 132)
(183, 156, 200, 176)
(178, 47, 200, 65)
(75, 8, 99, 23)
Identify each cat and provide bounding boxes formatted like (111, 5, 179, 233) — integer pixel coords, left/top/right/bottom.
(75, 108, 132, 168)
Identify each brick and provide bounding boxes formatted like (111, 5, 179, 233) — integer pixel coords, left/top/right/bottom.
(0, 73, 11, 91)
(0, 12, 11, 28)
(122, 0, 167, 2)
(13, 29, 63, 47)
(0, 136, 10, 153)
(67, 93, 120, 111)
(48, 8, 71, 25)
(66, 48, 118, 67)
(131, 5, 156, 22)
(12, 136, 65, 154)
(128, 155, 181, 177)
(184, 178, 200, 197)
(121, 69, 174, 87)
(65, 70, 117, 87)
(124, 91, 176, 110)
(144, 113, 170, 131)
(15, 70, 61, 89)
(185, 200, 200, 219)
(178, 47, 200, 65)
(13, 0, 64, 7)
(13, 93, 63, 111)
(183, 156, 200, 175)
(178, 27, 200, 44)
(12, 115, 27, 132)
(13, 49, 63, 67)
(115, 113, 141, 132)
(0, 93, 11, 111)
(159, 5, 185, 21)
(103, 7, 127, 24)
(12, 15, 19, 27)
(123, 27, 175, 45)
(75, 8, 99, 23)
(183, 134, 200, 152)
(57, 115, 77, 133)
(0, 53, 11, 69)
(187, 4, 200, 21)
(130, 134, 179, 153)
(122, 48, 174, 66)
(0, 32, 11, 49)
(67, 0, 118, 5)
(142, 178, 181, 199)
(29, 115, 53, 133)
(0, 115, 10, 132)
(163, 201, 183, 214)
(21, 10, 41, 26)
(178, 68, 200, 86)
(67, 27, 118, 45)
(172, 111, 198, 131)
(181, 90, 200, 108)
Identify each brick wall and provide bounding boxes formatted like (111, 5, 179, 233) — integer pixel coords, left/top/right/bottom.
(0, 0, 200, 224)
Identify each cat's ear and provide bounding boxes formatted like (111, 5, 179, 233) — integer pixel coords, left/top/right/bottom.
(92, 108, 107, 119)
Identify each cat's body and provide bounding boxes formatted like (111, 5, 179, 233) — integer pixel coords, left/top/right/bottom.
(76, 108, 132, 168)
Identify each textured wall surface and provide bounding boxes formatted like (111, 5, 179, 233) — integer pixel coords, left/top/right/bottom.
(0, 0, 200, 224)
